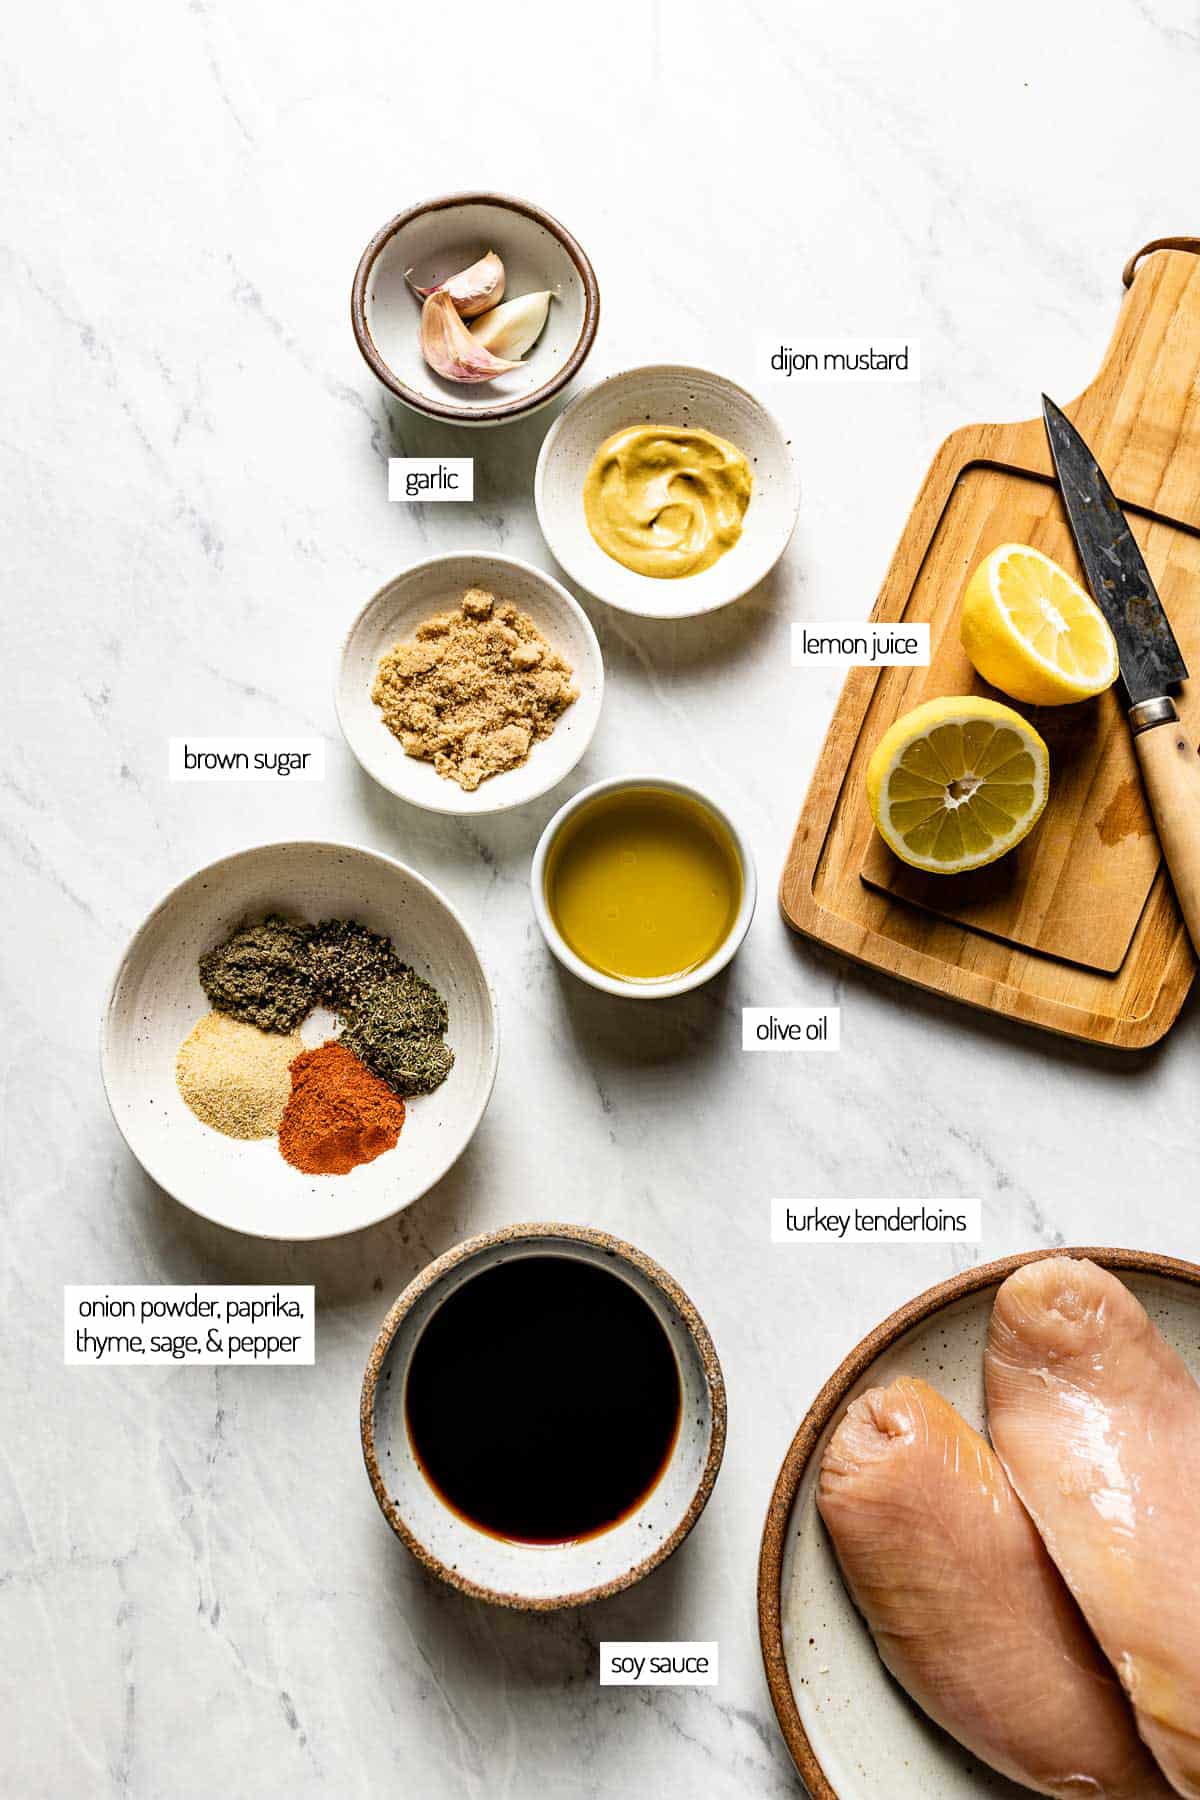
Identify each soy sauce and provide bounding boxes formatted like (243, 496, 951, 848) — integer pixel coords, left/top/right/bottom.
(405, 1255, 682, 1544)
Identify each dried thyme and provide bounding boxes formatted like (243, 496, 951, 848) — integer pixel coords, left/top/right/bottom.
(351, 1030, 454, 1097)
(341, 971, 454, 1096)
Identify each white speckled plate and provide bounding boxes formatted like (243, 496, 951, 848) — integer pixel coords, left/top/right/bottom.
(758, 1248, 1200, 1799)
(336, 554, 604, 815)
(101, 842, 498, 1241)
(534, 364, 799, 617)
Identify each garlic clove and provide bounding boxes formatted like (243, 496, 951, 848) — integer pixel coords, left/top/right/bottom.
(405, 250, 505, 319)
(419, 290, 523, 383)
(470, 291, 553, 361)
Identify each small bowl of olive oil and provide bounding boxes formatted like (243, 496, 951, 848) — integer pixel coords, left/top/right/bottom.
(531, 775, 756, 998)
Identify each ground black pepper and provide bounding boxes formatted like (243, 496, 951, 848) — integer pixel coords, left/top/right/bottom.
(305, 919, 408, 1013)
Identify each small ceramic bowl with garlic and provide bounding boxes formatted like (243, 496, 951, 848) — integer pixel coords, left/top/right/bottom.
(352, 193, 600, 428)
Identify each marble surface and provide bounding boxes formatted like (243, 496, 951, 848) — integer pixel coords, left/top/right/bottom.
(5, 3, 1200, 1795)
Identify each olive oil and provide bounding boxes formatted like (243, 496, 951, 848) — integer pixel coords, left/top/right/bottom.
(405, 1256, 681, 1545)
(545, 786, 742, 983)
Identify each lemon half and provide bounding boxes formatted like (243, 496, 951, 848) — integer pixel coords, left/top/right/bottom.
(867, 696, 1049, 873)
(960, 543, 1118, 705)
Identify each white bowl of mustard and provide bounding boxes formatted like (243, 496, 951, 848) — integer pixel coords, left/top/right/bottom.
(534, 365, 799, 618)
(530, 775, 757, 998)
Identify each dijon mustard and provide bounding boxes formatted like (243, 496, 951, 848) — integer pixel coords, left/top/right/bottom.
(582, 424, 752, 579)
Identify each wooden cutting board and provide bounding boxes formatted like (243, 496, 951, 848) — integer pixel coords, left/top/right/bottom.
(780, 240, 1200, 1049)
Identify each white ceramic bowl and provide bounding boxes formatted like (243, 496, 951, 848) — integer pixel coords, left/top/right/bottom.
(530, 774, 758, 998)
(337, 554, 604, 816)
(352, 193, 600, 427)
(534, 364, 799, 617)
(361, 1223, 726, 1610)
(101, 842, 499, 1241)
(759, 1248, 1200, 1799)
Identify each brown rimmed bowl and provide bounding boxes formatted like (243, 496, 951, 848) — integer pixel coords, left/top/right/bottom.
(351, 193, 600, 427)
(361, 1222, 726, 1610)
(757, 1246, 1200, 1798)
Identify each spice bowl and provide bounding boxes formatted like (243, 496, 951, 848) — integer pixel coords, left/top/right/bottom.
(361, 1223, 726, 1610)
(530, 774, 758, 998)
(352, 193, 600, 427)
(101, 842, 499, 1241)
(534, 364, 800, 617)
(336, 553, 604, 816)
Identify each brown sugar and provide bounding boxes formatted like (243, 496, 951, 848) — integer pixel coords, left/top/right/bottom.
(371, 587, 578, 791)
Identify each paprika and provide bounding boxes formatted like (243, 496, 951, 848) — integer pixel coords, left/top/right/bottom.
(278, 1041, 405, 1176)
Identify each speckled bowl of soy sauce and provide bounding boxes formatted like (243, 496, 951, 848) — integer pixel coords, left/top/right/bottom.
(360, 1223, 726, 1610)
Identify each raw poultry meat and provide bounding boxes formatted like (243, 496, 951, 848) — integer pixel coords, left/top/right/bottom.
(987, 1257, 1200, 1798)
(817, 1375, 1169, 1798)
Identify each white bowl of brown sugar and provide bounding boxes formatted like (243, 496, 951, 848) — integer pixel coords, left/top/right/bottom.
(337, 553, 604, 815)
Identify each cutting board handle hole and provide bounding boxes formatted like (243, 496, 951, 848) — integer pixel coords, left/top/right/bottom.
(1123, 237, 1200, 288)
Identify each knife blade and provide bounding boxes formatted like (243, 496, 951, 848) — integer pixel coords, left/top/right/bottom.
(1041, 394, 1188, 705)
(1042, 393, 1200, 956)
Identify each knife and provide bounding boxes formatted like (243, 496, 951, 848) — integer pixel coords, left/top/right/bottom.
(1042, 393, 1200, 955)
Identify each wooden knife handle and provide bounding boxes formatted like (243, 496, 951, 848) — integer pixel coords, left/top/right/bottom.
(1135, 708, 1200, 954)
